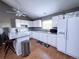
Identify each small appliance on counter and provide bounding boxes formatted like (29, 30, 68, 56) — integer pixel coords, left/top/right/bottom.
(50, 27, 57, 34)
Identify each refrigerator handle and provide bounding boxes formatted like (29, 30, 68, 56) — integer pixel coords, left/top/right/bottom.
(58, 32, 65, 35)
(58, 32, 67, 39)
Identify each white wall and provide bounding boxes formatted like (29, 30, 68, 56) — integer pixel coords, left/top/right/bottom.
(0, 13, 14, 28)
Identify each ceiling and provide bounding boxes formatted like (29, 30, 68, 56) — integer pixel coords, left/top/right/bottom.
(1, 0, 79, 19)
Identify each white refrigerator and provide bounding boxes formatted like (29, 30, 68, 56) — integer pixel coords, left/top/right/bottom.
(57, 17, 79, 59)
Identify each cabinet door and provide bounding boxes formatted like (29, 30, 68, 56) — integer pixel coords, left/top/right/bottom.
(40, 33, 47, 43)
(57, 34, 66, 53)
(32, 20, 42, 27)
(31, 32, 37, 39)
(35, 32, 41, 41)
(34, 32, 39, 40)
(66, 17, 79, 58)
(43, 33, 48, 43)
(38, 32, 43, 42)
(31, 32, 34, 38)
(47, 34, 57, 47)
(31, 32, 42, 41)
(29, 31, 32, 38)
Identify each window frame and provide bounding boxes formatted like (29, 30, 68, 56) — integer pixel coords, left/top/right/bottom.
(41, 19, 52, 30)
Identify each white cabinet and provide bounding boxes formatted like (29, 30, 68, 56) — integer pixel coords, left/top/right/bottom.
(15, 19, 41, 27)
(31, 20, 42, 27)
(40, 32, 57, 46)
(31, 31, 42, 41)
(35, 32, 41, 40)
(47, 33, 57, 47)
(52, 16, 59, 27)
(31, 32, 47, 43)
(30, 31, 33, 38)
(64, 12, 75, 19)
(15, 19, 30, 27)
(28, 21, 33, 27)
(31, 31, 57, 47)
(41, 33, 47, 43)
(31, 32, 38, 39)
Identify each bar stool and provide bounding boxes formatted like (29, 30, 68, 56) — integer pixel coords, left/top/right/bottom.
(0, 28, 4, 51)
(4, 39, 16, 58)
(2, 32, 16, 58)
(0, 35, 3, 52)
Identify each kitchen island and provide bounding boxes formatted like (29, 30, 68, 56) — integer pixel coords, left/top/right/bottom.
(9, 28, 30, 56)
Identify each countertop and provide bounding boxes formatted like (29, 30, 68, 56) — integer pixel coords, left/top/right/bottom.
(30, 30, 57, 35)
(9, 32, 30, 39)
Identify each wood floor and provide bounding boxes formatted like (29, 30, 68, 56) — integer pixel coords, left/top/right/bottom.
(0, 39, 76, 59)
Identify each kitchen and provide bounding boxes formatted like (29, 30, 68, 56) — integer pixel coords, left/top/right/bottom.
(0, 0, 79, 59)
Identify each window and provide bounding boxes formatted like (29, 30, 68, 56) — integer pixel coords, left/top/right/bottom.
(42, 20, 52, 30)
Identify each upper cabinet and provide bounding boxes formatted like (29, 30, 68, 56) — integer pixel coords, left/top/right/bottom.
(31, 20, 42, 27)
(52, 16, 59, 27)
(65, 12, 75, 19)
(15, 19, 30, 27)
(64, 11, 79, 19)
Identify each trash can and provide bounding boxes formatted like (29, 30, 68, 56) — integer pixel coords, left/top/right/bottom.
(21, 40, 30, 57)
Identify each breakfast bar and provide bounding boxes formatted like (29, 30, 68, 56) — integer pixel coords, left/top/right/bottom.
(9, 28, 30, 56)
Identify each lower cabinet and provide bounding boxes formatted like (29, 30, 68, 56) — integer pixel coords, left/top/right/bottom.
(40, 33, 48, 43)
(31, 32, 38, 39)
(57, 34, 67, 54)
(47, 33, 57, 47)
(31, 31, 57, 48)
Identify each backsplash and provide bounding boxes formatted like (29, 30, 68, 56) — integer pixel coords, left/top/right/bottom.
(28, 27, 42, 31)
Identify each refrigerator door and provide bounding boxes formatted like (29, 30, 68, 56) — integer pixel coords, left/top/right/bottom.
(57, 19, 67, 53)
(67, 17, 79, 58)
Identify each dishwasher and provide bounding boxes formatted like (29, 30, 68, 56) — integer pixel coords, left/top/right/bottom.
(21, 40, 30, 57)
